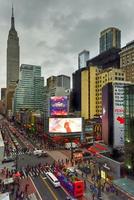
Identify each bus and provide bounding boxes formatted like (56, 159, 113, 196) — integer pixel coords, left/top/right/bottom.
(46, 172, 60, 188)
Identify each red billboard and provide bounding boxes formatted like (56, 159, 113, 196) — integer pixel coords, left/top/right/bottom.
(49, 118, 82, 133)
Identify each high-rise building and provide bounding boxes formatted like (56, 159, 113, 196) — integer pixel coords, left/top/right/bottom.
(120, 40, 134, 83)
(13, 64, 44, 113)
(1, 88, 6, 101)
(99, 27, 121, 53)
(81, 67, 125, 119)
(81, 66, 97, 119)
(78, 50, 90, 69)
(47, 75, 70, 90)
(124, 84, 134, 172)
(7, 6, 19, 87)
(102, 81, 131, 147)
(57, 75, 70, 90)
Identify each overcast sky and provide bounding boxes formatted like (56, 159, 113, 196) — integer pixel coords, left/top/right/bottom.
(0, 0, 134, 88)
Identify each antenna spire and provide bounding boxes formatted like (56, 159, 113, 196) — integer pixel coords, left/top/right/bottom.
(11, 4, 15, 29)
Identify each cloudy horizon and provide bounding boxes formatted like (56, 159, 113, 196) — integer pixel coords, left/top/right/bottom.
(0, 0, 134, 88)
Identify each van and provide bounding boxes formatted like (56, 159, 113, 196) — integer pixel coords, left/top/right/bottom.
(65, 142, 78, 150)
(46, 172, 60, 187)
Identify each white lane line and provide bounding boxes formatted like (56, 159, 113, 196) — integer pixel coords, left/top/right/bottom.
(29, 176, 42, 200)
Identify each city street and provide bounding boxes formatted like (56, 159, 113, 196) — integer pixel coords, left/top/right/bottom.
(0, 120, 131, 200)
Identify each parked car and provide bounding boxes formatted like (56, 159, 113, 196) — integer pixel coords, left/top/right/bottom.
(2, 157, 15, 164)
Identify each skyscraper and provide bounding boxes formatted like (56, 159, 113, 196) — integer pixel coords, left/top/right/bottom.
(13, 64, 44, 113)
(78, 50, 89, 69)
(7, 6, 19, 87)
(99, 27, 121, 53)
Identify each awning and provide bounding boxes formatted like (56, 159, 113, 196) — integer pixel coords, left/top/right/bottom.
(0, 192, 10, 200)
(3, 178, 14, 185)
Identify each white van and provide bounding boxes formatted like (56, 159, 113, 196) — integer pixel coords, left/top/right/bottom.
(46, 172, 60, 187)
(65, 142, 78, 150)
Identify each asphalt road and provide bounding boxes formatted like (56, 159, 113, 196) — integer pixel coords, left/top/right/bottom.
(33, 175, 67, 200)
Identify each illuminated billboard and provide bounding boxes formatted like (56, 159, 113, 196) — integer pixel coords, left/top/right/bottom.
(50, 96, 68, 116)
(113, 83, 125, 147)
(49, 118, 82, 133)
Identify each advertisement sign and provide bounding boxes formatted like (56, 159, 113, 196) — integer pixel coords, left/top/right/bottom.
(49, 118, 82, 133)
(113, 83, 125, 147)
(50, 96, 68, 116)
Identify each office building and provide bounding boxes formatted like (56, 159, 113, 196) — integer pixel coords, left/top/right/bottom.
(120, 40, 134, 83)
(96, 68, 125, 115)
(13, 64, 44, 113)
(81, 67, 125, 119)
(87, 48, 120, 69)
(99, 27, 121, 53)
(72, 68, 85, 112)
(124, 84, 134, 171)
(57, 75, 70, 90)
(102, 81, 131, 147)
(1, 88, 6, 101)
(7, 6, 19, 87)
(78, 50, 90, 69)
(47, 75, 70, 90)
(81, 66, 98, 119)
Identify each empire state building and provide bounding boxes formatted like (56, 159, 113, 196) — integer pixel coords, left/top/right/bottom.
(7, 6, 19, 87)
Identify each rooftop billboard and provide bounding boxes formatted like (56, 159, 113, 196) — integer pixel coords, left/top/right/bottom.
(49, 118, 82, 133)
(50, 96, 68, 116)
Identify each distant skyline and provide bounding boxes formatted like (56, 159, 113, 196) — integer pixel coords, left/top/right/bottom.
(0, 0, 134, 88)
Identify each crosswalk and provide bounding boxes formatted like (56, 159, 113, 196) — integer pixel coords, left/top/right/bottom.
(10, 150, 32, 158)
(19, 168, 48, 179)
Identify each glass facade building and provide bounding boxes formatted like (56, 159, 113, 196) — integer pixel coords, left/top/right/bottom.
(124, 85, 134, 171)
(100, 27, 121, 53)
(78, 50, 90, 69)
(13, 64, 44, 113)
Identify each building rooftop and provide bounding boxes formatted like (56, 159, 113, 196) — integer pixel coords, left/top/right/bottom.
(113, 178, 134, 197)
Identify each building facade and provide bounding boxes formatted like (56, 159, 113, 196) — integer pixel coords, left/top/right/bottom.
(81, 66, 125, 119)
(7, 6, 19, 87)
(81, 66, 97, 119)
(78, 50, 90, 69)
(124, 84, 134, 171)
(47, 75, 70, 90)
(99, 27, 121, 53)
(1, 88, 6, 101)
(102, 81, 131, 147)
(13, 64, 44, 113)
(120, 40, 134, 83)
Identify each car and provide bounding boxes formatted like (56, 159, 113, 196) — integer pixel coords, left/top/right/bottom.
(2, 157, 15, 164)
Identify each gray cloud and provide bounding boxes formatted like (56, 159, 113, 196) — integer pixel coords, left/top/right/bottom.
(0, 0, 134, 89)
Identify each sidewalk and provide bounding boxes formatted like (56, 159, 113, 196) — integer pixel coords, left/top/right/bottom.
(47, 150, 124, 200)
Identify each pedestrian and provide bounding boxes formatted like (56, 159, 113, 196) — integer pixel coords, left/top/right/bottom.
(25, 183, 29, 194)
(92, 193, 95, 200)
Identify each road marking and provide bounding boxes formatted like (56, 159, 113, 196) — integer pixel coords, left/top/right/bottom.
(42, 177, 47, 180)
(29, 176, 42, 200)
(40, 175, 58, 200)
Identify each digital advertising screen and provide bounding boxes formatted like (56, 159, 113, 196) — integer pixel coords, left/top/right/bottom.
(113, 83, 125, 147)
(50, 96, 68, 116)
(49, 118, 82, 133)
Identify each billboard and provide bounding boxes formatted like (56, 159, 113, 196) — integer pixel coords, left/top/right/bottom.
(113, 83, 125, 147)
(49, 118, 82, 133)
(50, 96, 68, 116)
